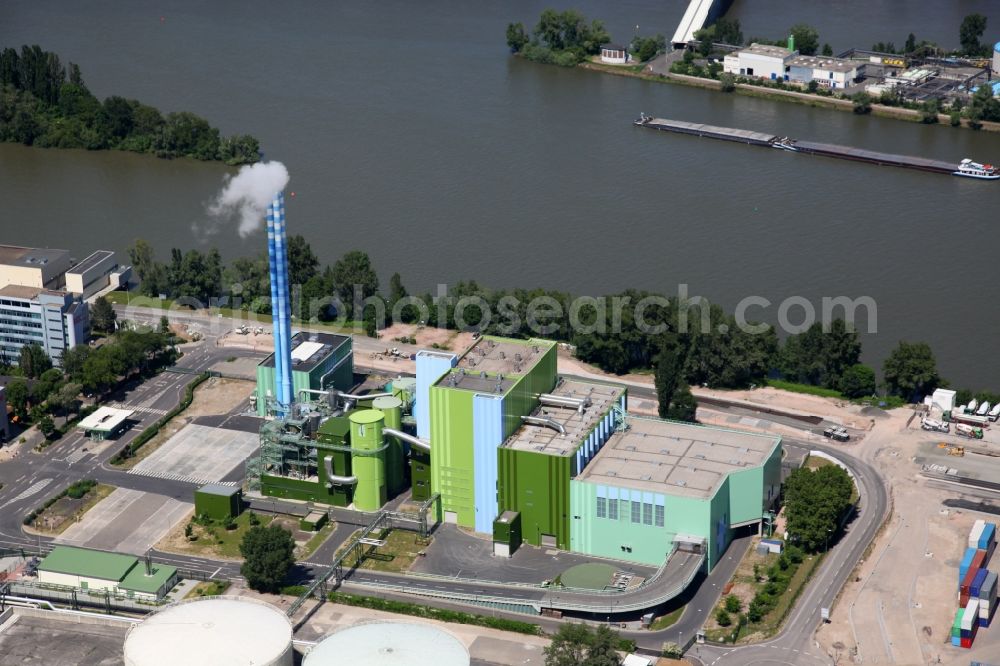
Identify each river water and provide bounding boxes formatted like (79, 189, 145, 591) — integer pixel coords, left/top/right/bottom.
(2, 1, 999, 388)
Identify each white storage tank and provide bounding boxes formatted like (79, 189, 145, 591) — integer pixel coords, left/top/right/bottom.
(994, 41, 1000, 76)
(304, 621, 470, 666)
(123, 597, 293, 666)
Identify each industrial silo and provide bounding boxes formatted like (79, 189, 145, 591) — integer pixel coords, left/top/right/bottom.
(994, 42, 1000, 75)
(123, 597, 293, 666)
(349, 409, 387, 511)
(391, 377, 416, 409)
(303, 621, 469, 666)
(373, 396, 405, 496)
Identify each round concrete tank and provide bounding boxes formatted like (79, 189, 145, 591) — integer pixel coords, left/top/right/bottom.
(391, 377, 416, 409)
(349, 408, 387, 511)
(123, 597, 293, 666)
(373, 396, 404, 495)
(303, 621, 469, 666)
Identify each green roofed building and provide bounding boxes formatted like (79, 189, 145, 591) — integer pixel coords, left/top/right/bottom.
(194, 484, 243, 520)
(37, 546, 178, 601)
(255, 331, 353, 417)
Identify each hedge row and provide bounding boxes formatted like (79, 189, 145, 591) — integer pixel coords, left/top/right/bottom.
(110, 372, 210, 465)
(328, 591, 541, 635)
(23, 478, 97, 526)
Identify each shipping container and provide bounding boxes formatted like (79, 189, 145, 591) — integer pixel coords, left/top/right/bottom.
(962, 566, 981, 597)
(981, 522, 997, 550)
(981, 571, 998, 602)
(963, 599, 980, 630)
(973, 550, 987, 572)
(970, 520, 986, 548)
(972, 569, 988, 598)
(961, 547, 979, 583)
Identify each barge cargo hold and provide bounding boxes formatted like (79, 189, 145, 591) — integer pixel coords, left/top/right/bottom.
(634, 115, 995, 180)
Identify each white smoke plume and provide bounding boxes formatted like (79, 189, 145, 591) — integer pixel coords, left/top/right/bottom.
(208, 161, 290, 238)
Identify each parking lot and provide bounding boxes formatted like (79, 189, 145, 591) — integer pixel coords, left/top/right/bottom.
(130, 424, 259, 484)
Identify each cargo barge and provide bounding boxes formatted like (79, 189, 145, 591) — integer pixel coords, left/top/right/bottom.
(635, 115, 998, 180)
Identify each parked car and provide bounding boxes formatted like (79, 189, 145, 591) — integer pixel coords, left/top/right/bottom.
(823, 426, 850, 442)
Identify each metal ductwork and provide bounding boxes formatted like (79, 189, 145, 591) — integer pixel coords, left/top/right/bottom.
(383, 427, 430, 452)
(323, 455, 358, 488)
(539, 393, 591, 412)
(521, 415, 566, 435)
(337, 391, 394, 402)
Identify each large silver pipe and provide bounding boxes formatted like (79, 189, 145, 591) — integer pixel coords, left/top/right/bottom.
(521, 415, 566, 435)
(383, 427, 430, 452)
(539, 394, 590, 412)
(338, 391, 394, 401)
(323, 456, 358, 487)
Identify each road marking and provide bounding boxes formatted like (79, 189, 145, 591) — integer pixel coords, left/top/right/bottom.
(126, 468, 237, 487)
(0, 477, 52, 509)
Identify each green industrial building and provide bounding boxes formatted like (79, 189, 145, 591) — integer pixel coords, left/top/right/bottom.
(254, 332, 353, 417)
(247, 332, 780, 574)
(194, 484, 242, 520)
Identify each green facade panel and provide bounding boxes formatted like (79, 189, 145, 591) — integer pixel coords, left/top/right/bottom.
(429, 386, 476, 526)
(497, 448, 571, 549)
(411, 449, 431, 501)
(500, 340, 557, 438)
(350, 409, 387, 511)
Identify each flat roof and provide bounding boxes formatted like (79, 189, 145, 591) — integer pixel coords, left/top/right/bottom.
(0, 244, 68, 269)
(506, 379, 624, 456)
(197, 483, 241, 497)
(435, 370, 516, 394)
(454, 336, 553, 377)
(66, 250, 114, 276)
(77, 406, 134, 432)
(0, 284, 43, 299)
(260, 331, 350, 372)
(788, 55, 857, 72)
(740, 43, 793, 59)
(577, 417, 780, 499)
(119, 561, 177, 594)
(38, 546, 136, 582)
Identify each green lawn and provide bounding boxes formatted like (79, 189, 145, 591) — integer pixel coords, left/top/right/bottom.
(765, 379, 843, 398)
(333, 528, 429, 573)
(649, 605, 685, 630)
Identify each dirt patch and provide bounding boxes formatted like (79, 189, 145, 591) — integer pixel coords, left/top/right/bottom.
(116, 376, 253, 469)
(378, 323, 474, 353)
(25, 483, 115, 535)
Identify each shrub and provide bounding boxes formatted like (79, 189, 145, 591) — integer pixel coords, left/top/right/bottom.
(716, 608, 732, 626)
(328, 592, 541, 635)
(724, 594, 742, 613)
(719, 72, 736, 92)
(852, 92, 872, 114)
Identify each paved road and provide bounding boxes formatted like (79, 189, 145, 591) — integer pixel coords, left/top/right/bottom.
(690, 441, 890, 665)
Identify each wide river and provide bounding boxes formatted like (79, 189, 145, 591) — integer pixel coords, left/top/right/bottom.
(2, 1, 999, 389)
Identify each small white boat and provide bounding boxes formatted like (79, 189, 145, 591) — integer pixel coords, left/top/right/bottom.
(954, 158, 1000, 179)
(968, 399, 979, 413)
(989, 403, 1000, 421)
(977, 401, 991, 416)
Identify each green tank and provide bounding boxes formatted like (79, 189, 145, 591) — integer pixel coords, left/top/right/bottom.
(373, 396, 404, 496)
(390, 377, 416, 411)
(348, 409, 386, 511)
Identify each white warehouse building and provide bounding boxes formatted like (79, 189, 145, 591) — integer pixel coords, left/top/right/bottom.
(786, 55, 858, 89)
(724, 43, 793, 81)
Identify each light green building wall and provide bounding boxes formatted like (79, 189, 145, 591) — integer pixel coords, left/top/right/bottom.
(429, 386, 476, 526)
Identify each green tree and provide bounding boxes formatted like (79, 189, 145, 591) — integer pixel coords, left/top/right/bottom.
(852, 91, 872, 114)
(90, 296, 117, 334)
(838, 364, 876, 398)
(960, 14, 987, 56)
(821, 43, 833, 56)
(286, 234, 319, 287)
(129, 239, 168, 297)
(698, 35, 713, 57)
(543, 622, 590, 666)
(779, 319, 861, 388)
(37, 414, 56, 438)
(920, 98, 940, 124)
(904, 33, 917, 53)
(714, 17, 743, 46)
(667, 382, 697, 422)
(584, 625, 622, 666)
(159, 315, 170, 335)
(5, 378, 29, 420)
(790, 24, 820, 55)
(217, 134, 259, 166)
(18, 343, 51, 379)
(506, 22, 529, 53)
(331, 250, 379, 320)
(716, 608, 732, 626)
(48, 382, 81, 416)
(724, 594, 742, 613)
(631, 34, 666, 62)
(719, 72, 736, 92)
(883, 341, 940, 399)
(783, 464, 853, 552)
(239, 524, 296, 593)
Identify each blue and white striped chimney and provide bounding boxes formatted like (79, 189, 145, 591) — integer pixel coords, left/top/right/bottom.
(266, 192, 294, 415)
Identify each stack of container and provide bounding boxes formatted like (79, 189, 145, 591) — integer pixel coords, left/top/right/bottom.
(954, 520, 999, 648)
(958, 599, 980, 648)
(978, 570, 998, 628)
